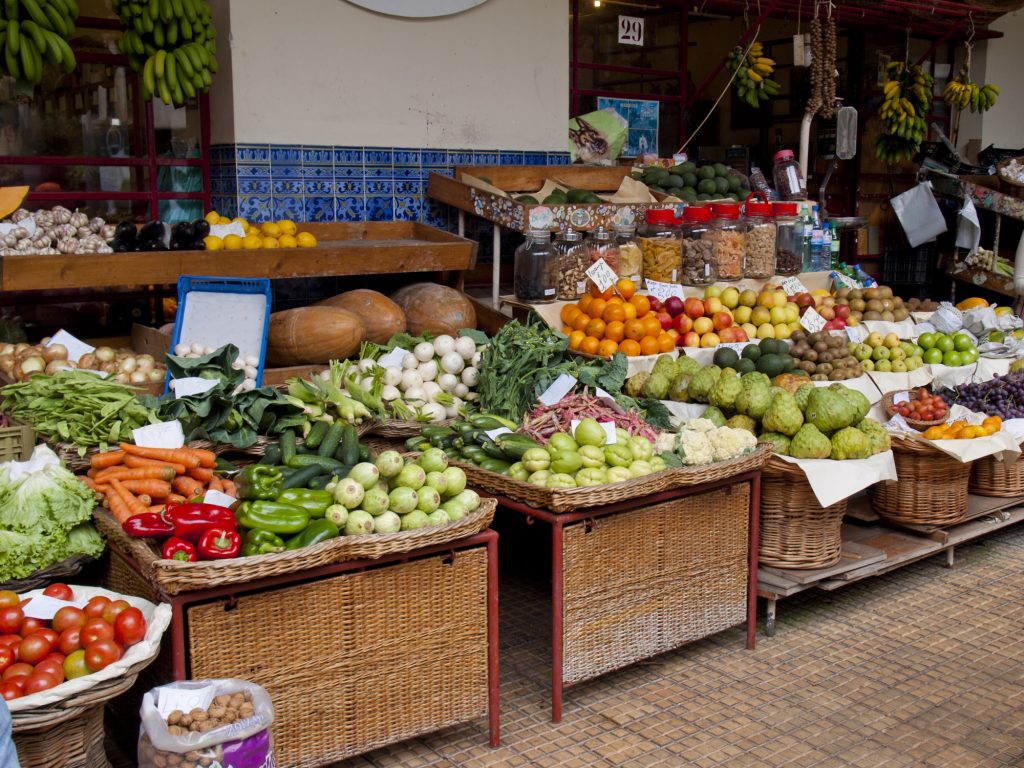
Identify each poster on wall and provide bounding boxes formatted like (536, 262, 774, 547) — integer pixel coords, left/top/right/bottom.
(596, 97, 659, 158)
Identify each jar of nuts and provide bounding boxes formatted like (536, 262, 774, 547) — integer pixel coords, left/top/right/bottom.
(772, 202, 801, 275)
(554, 228, 588, 300)
(584, 227, 620, 274)
(680, 206, 715, 286)
(613, 224, 643, 284)
(743, 200, 776, 279)
(514, 229, 557, 303)
(708, 202, 746, 281)
(639, 208, 682, 285)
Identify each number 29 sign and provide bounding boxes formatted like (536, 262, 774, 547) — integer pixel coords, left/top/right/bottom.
(618, 15, 644, 46)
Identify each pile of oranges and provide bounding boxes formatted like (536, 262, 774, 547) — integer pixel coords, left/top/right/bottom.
(560, 278, 676, 358)
(922, 415, 1002, 440)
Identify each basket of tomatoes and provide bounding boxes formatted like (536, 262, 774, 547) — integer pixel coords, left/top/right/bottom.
(2, 583, 171, 768)
(882, 388, 948, 429)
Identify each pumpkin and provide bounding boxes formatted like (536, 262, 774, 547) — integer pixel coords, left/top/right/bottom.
(0, 187, 29, 220)
(390, 283, 476, 336)
(317, 289, 406, 345)
(266, 306, 365, 365)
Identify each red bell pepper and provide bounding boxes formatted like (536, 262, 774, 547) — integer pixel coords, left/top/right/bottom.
(163, 503, 237, 542)
(197, 528, 242, 560)
(122, 512, 175, 539)
(162, 537, 197, 562)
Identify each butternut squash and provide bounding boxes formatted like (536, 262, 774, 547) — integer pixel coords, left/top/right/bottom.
(266, 306, 365, 365)
(317, 289, 406, 345)
(390, 283, 476, 336)
(0, 187, 29, 220)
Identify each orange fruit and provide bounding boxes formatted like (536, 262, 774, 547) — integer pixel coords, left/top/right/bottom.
(589, 282, 614, 300)
(568, 330, 586, 350)
(619, 339, 642, 357)
(605, 320, 625, 342)
(622, 302, 638, 321)
(657, 333, 675, 353)
(580, 336, 600, 355)
(639, 336, 660, 356)
(598, 339, 618, 357)
(642, 315, 663, 338)
(562, 326, 573, 335)
(923, 426, 946, 440)
(585, 317, 607, 339)
(561, 305, 581, 326)
(572, 313, 592, 332)
(616, 278, 636, 300)
(983, 415, 1002, 430)
(602, 304, 626, 323)
(588, 299, 608, 320)
(578, 295, 593, 314)
(624, 319, 646, 341)
(606, 296, 624, 306)
(629, 294, 651, 318)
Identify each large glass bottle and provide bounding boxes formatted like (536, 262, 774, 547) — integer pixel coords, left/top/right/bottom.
(513, 229, 557, 303)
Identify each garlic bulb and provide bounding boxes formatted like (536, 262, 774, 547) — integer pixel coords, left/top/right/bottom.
(10, 209, 29, 223)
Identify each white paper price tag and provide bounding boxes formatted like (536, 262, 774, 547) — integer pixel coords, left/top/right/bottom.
(21, 595, 87, 620)
(204, 489, 237, 507)
(156, 686, 217, 719)
(484, 427, 513, 441)
(845, 325, 868, 343)
(47, 329, 95, 364)
(892, 391, 910, 404)
(209, 222, 245, 239)
(539, 373, 577, 406)
(885, 413, 914, 434)
(571, 419, 617, 445)
(780, 276, 809, 296)
(0, 219, 35, 237)
(585, 258, 617, 293)
(643, 279, 686, 302)
(799, 307, 827, 333)
(170, 377, 218, 398)
(833, 272, 860, 290)
(377, 348, 408, 368)
(132, 420, 185, 449)
(719, 342, 750, 352)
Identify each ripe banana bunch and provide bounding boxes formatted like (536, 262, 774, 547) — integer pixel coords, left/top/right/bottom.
(876, 62, 933, 165)
(112, 0, 217, 107)
(943, 76, 999, 113)
(727, 43, 781, 109)
(0, 0, 79, 86)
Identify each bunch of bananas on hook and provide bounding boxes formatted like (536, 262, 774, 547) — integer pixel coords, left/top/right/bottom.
(727, 42, 781, 109)
(943, 75, 998, 113)
(876, 61, 933, 165)
(0, 0, 79, 87)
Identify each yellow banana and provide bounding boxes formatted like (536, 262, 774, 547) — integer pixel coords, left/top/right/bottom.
(746, 67, 763, 83)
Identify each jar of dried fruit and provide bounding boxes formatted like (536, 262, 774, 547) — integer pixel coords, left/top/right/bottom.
(743, 199, 776, 279)
(708, 203, 746, 281)
(639, 208, 682, 284)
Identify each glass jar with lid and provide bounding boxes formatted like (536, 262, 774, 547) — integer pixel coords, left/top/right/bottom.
(772, 202, 801, 275)
(708, 203, 746, 281)
(513, 229, 557, 303)
(613, 224, 643, 284)
(584, 227, 621, 276)
(772, 149, 805, 201)
(553, 228, 589, 301)
(680, 206, 715, 286)
(639, 208, 682, 284)
(743, 200, 776, 279)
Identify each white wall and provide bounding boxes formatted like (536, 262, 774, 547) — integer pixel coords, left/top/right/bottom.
(216, 0, 567, 149)
(980, 10, 1024, 149)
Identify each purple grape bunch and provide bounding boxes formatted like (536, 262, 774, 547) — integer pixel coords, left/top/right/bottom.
(938, 372, 1024, 419)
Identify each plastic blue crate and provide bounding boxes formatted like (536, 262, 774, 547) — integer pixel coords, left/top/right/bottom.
(167, 276, 273, 393)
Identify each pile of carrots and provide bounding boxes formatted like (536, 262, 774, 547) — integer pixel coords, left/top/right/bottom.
(79, 443, 236, 524)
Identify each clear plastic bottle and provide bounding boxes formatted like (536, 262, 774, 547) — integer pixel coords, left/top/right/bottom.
(829, 221, 841, 270)
(553, 228, 588, 301)
(639, 208, 682, 284)
(743, 200, 776, 279)
(772, 202, 801, 275)
(513, 229, 557, 303)
(584, 227, 621, 274)
(680, 206, 715, 285)
(613, 224, 643, 284)
(708, 202, 747, 281)
(772, 149, 805, 201)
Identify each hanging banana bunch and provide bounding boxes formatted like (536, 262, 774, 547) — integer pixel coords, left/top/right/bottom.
(112, 0, 218, 108)
(875, 61, 933, 166)
(728, 41, 781, 109)
(0, 0, 79, 87)
(944, 78, 999, 113)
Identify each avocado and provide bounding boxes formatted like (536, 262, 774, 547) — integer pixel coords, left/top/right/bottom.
(697, 193, 712, 201)
(741, 344, 762, 361)
(713, 163, 729, 177)
(543, 191, 568, 205)
(649, 185, 667, 195)
(664, 174, 684, 189)
(680, 188, 698, 203)
(680, 161, 697, 174)
(713, 348, 740, 369)
(564, 188, 591, 203)
(759, 338, 783, 356)
(714, 177, 730, 194)
(728, 175, 742, 192)
(682, 173, 698, 188)
(698, 179, 718, 195)
(515, 195, 539, 204)
(756, 353, 787, 377)
(735, 358, 756, 374)
(728, 193, 742, 202)
(698, 166, 716, 181)
(668, 164, 687, 176)
(782, 355, 796, 372)
(631, 172, 643, 180)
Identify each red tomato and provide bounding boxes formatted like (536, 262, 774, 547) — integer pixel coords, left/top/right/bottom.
(83, 596, 110, 619)
(101, 600, 131, 626)
(42, 584, 74, 601)
(19, 617, 45, 636)
(0, 680, 21, 700)
(59, 628, 82, 656)
(0, 591, 19, 609)
(63, 650, 90, 680)
(23, 671, 60, 695)
(17, 634, 51, 665)
(31, 628, 59, 652)
(83, 640, 122, 672)
(33, 659, 64, 684)
(2, 662, 33, 681)
(0, 606, 23, 635)
(80, 618, 115, 645)
(0, 635, 21, 651)
(114, 608, 146, 647)
(0, 646, 12, 675)
(52, 606, 86, 634)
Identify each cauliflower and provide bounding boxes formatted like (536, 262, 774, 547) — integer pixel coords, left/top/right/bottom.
(676, 430, 714, 466)
(654, 431, 677, 454)
(707, 426, 757, 462)
(683, 418, 718, 433)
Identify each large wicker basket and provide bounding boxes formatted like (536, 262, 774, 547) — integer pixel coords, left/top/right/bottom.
(759, 456, 846, 570)
(870, 437, 971, 527)
(94, 498, 495, 595)
(969, 450, 1024, 497)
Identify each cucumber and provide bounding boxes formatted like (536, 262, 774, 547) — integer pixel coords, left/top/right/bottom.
(357, 443, 370, 462)
(405, 436, 429, 453)
(338, 424, 359, 466)
(280, 463, 323, 490)
(319, 422, 345, 458)
(480, 458, 512, 474)
(307, 473, 333, 490)
(280, 429, 297, 467)
(304, 420, 329, 449)
(258, 444, 282, 466)
(285, 454, 345, 471)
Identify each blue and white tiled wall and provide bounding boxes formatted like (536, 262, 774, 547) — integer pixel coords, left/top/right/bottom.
(209, 144, 572, 229)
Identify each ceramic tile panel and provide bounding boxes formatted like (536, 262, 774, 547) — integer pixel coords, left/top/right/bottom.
(270, 145, 302, 164)
(335, 195, 365, 222)
(333, 147, 363, 166)
(238, 196, 272, 222)
(304, 196, 335, 222)
(365, 195, 393, 222)
(304, 179, 334, 195)
(394, 195, 421, 222)
(272, 180, 303, 196)
(234, 144, 270, 163)
(272, 196, 304, 222)
(239, 178, 270, 195)
(302, 146, 333, 165)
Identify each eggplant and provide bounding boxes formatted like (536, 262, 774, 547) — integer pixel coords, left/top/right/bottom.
(147, 239, 168, 251)
(110, 238, 132, 252)
(138, 221, 165, 242)
(170, 239, 192, 251)
(192, 219, 211, 238)
(191, 239, 206, 250)
(115, 220, 137, 241)
(171, 221, 195, 241)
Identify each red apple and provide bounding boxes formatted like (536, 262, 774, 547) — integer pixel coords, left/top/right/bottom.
(663, 296, 685, 317)
(682, 331, 700, 347)
(712, 311, 733, 331)
(703, 297, 723, 315)
(834, 304, 851, 319)
(817, 305, 835, 321)
(683, 297, 705, 319)
(718, 327, 737, 343)
(732, 327, 749, 342)
(833, 317, 847, 328)
(673, 314, 693, 334)
(675, 333, 687, 347)
(656, 312, 674, 330)
(795, 293, 815, 309)
(646, 296, 661, 313)
(693, 316, 713, 335)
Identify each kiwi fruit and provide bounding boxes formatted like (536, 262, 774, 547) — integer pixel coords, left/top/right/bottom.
(864, 287, 880, 300)
(836, 287, 851, 299)
(878, 286, 893, 299)
(893, 308, 909, 321)
(800, 360, 817, 374)
(863, 310, 882, 320)
(850, 298, 866, 312)
(881, 310, 895, 322)
(804, 349, 818, 362)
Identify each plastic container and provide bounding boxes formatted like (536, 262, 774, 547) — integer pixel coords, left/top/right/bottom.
(584, 227, 621, 274)
(639, 208, 682, 284)
(772, 149, 805, 201)
(743, 200, 776, 279)
(513, 229, 557, 303)
(773, 202, 801, 276)
(680, 207, 715, 286)
(708, 203, 746, 281)
(553, 228, 589, 301)
(613, 225, 643, 285)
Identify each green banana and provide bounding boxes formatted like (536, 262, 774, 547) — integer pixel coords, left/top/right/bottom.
(164, 44, 176, 89)
(20, 19, 46, 54)
(19, 35, 36, 83)
(166, 17, 177, 44)
(20, 0, 53, 33)
(153, 47, 165, 78)
(173, 46, 192, 77)
(7, 20, 20, 56)
(142, 51, 156, 93)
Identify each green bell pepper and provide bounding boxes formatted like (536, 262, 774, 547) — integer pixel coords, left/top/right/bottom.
(284, 518, 340, 550)
(242, 529, 286, 557)
(236, 500, 310, 534)
(604, 444, 634, 468)
(236, 466, 283, 501)
(550, 450, 583, 475)
(521, 448, 551, 473)
(546, 473, 577, 489)
(275, 489, 333, 518)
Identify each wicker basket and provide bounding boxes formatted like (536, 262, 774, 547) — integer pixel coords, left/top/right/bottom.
(368, 417, 452, 439)
(759, 456, 847, 570)
(969, 449, 1024, 497)
(869, 437, 971, 527)
(0, 554, 94, 593)
(364, 435, 410, 455)
(996, 156, 1024, 197)
(881, 390, 946, 430)
(453, 443, 771, 513)
(0, 416, 34, 462)
(93, 498, 496, 596)
(52, 438, 221, 473)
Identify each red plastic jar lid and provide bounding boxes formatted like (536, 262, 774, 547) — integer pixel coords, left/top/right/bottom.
(645, 208, 677, 225)
(711, 203, 740, 219)
(772, 201, 798, 216)
(774, 149, 795, 162)
(745, 201, 772, 217)
(683, 206, 711, 222)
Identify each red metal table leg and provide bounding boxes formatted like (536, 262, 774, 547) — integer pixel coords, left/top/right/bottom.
(171, 598, 187, 680)
(746, 474, 761, 651)
(551, 519, 564, 723)
(487, 532, 501, 747)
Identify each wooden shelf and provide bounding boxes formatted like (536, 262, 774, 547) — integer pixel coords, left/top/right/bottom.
(948, 265, 1017, 298)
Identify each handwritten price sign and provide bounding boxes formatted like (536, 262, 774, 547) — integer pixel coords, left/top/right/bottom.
(585, 258, 618, 293)
(799, 307, 827, 333)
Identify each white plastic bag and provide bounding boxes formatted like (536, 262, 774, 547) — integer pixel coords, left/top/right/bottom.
(891, 181, 947, 247)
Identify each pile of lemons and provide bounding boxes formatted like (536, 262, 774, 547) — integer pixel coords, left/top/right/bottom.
(202, 211, 319, 251)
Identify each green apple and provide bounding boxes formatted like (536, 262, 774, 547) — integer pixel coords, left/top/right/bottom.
(923, 348, 943, 365)
(912, 345, 924, 358)
(853, 344, 873, 362)
(942, 350, 962, 366)
(891, 359, 908, 373)
(721, 287, 740, 309)
(917, 332, 937, 350)
(890, 347, 906, 361)
(899, 341, 916, 358)
(875, 359, 892, 372)
(953, 333, 974, 352)
(936, 335, 955, 353)
(872, 345, 891, 361)
(961, 348, 980, 364)
(862, 359, 875, 371)
(866, 332, 884, 348)
(704, 285, 723, 299)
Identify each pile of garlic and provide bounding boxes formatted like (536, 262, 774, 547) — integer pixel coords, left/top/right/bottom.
(0, 207, 116, 256)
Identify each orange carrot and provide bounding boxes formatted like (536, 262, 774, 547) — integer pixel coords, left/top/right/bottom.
(109, 478, 148, 518)
(191, 448, 216, 468)
(167, 493, 187, 504)
(94, 466, 176, 484)
(79, 476, 98, 491)
(119, 443, 201, 469)
(105, 486, 132, 523)
(124, 454, 187, 475)
(172, 475, 204, 498)
(120, 479, 172, 499)
(90, 450, 125, 470)
(137, 494, 152, 506)
(86, 468, 98, 478)
(148, 504, 166, 513)
(208, 475, 223, 492)
(221, 479, 237, 498)
(187, 466, 214, 483)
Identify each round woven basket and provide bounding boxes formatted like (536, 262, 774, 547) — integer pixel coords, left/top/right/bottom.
(970, 449, 1024, 497)
(881, 390, 946, 430)
(870, 437, 970, 526)
(760, 456, 846, 570)
(0, 554, 94, 594)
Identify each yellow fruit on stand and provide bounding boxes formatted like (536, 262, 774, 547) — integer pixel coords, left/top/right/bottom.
(218, 216, 232, 225)
(296, 231, 317, 247)
(204, 235, 224, 250)
(278, 220, 297, 236)
(260, 222, 282, 238)
(233, 217, 250, 229)
(224, 234, 244, 250)
(242, 234, 263, 249)
(261, 236, 280, 249)
(205, 211, 220, 225)
(278, 234, 298, 248)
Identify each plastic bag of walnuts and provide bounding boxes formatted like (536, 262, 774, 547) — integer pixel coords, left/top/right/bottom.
(138, 679, 275, 768)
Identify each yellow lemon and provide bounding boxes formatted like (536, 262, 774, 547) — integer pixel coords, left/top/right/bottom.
(232, 217, 250, 229)
(242, 234, 263, 249)
(217, 216, 231, 225)
(295, 231, 317, 248)
(203, 235, 224, 250)
(223, 234, 244, 250)
(261, 236, 280, 249)
(204, 210, 220, 225)
(260, 222, 282, 238)
(277, 220, 297, 236)
(278, 234, 297, 248)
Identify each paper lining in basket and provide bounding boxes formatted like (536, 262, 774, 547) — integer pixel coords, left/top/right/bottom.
(773, 451, 898, 508)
